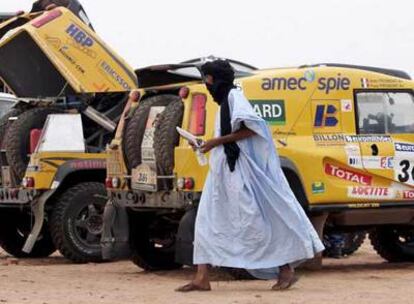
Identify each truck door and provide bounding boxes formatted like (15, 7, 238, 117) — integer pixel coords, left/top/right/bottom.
(354, 90, 414, 189)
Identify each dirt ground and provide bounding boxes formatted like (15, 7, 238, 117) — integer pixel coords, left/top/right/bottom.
(0, 241, 413, 304)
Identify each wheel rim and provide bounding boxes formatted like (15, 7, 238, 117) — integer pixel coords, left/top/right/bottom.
(73, 202, 104, 249)
(390, 227, 414, 254)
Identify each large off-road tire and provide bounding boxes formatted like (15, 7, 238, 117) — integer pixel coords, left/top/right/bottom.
(0, 210, 56, 258)
(369, 226, 414, 262)
(153, 98, 184, 179)
(0, 108, 25, 149)
(4, 107, 62, 181)
(342, 231, 366, 256)
(222, 268, 256, 280)
(130, 214, 182, 271)
(323, 231, 366, 258)
(49, 182, 106, 263)
(123, 95, 181, 171)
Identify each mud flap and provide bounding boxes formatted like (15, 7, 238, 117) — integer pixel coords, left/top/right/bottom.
(175, 207, 197, 266)
(101, 200, 131, 260)
(22, 190, 53, 253)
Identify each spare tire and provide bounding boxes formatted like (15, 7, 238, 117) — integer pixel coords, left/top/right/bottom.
(4, 107, 62, 182)
(0, 108, 25, 149)
(153, 99, 184, 176)
(123, 95, 181, 171)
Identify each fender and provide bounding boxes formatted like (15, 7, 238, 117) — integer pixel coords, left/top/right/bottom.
(48, 158, 106, 188)
(22, 158, 106, 253)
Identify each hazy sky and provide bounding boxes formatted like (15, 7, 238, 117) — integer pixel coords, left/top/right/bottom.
(2, 0, 414, 75)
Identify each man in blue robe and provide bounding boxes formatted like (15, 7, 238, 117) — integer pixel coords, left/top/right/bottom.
(176, 60, 324, 292)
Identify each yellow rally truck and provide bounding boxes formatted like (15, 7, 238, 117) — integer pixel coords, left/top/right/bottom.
(0, 5, 137, 261)
(103, 59, 414, 271)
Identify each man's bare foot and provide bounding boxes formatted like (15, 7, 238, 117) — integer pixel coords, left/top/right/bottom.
(272, 265, 298, 291)
(175, 281, 211, 293)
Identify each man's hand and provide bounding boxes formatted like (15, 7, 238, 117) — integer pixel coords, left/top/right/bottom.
(200, 139, 219, 154)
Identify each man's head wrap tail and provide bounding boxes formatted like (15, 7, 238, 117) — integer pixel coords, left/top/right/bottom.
(201, 60, 239, 172)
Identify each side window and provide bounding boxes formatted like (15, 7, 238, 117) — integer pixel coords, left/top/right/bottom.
(357, 91, 414, 134)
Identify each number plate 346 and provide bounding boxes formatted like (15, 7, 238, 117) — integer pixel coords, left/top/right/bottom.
(131, 164, 157, 191)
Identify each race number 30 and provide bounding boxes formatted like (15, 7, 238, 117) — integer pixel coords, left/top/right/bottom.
(397, 159, 414, 184)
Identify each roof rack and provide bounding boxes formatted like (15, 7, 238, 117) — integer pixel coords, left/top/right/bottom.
(299, 63, 411, 80)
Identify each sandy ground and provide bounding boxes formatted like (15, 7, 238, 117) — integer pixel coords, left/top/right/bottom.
(0, 241, 413, 304)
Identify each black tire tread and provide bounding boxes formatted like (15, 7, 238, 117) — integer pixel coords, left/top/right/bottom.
(49, 182, 106, 263)
(4, 107, 62, 181)
(153, 98, 184, 176)
(0, 108, 24, 149)
(0, 210, 56, 258)
(123, 95, 181, 171)
(342, 232, 366, 256)
(369, 227, 414, 262)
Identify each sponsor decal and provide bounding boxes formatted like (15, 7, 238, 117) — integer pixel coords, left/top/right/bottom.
(395, 159, 414, 185)
(395, 142, 414, 153)
(273, 130, 297, 136)
(313, 133, 345, 146)
(250, 100, 285, 125)
(92, 83, 109, 92)
(345, 144, 361, 156)
(58, 46, 85, 74)
(304, 70, 316, 82)
(262, 73, 350, 94)
(66, 23, 94, 47)
(341, 99, 352, 112)
(348, 186, 394, 199)
(314, 105, 338, 127)
(316, 74, 351, 94)
(394, 142, 414, 186)
(100, 61, 131, 90)
(141, 107, 165, 165)
(380, 157, 394, 169)
(325, 163, 372, 185)
(403, 190, 414, 199)
(70, 160, 106, 169)
(312, 182, 325, 194)
(67, 37, 97, 59)
(45, 35, 62, 49)
(348, 156, 394, 169)
(345, 135, 392, 143)
(361, 78, 370, 88)
(360, 78, 404, 89)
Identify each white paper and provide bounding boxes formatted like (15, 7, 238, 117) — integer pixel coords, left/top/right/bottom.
(176, 127, 202, 147)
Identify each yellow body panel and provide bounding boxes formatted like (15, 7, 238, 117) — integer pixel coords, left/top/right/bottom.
(110, 65, 414, 208)
(0, 8, 137, 93)
(26, 151, 105, 190)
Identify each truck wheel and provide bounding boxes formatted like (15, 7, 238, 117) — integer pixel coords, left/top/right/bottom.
(0, 210, 56, 258)
(343, 231, 366, 255)
(4, 107, 62, 181)
(324, 231, 366, 258)
(123, 95, 181, 171)
(222, 268, 256, 280)
(153, 98, 184, 189)
(369, 226, 414, 262)
(0, 108, 24, 149)
(49, 182, 106, 263)
(130, 215, 182, 271)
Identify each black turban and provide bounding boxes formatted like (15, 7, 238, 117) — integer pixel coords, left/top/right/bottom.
(200, 60, 239, 172)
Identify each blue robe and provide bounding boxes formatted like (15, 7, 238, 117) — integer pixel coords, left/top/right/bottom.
(193, 88, 324, 279)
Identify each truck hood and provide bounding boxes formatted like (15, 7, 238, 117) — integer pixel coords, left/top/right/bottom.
(0, 7, 137, 97)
